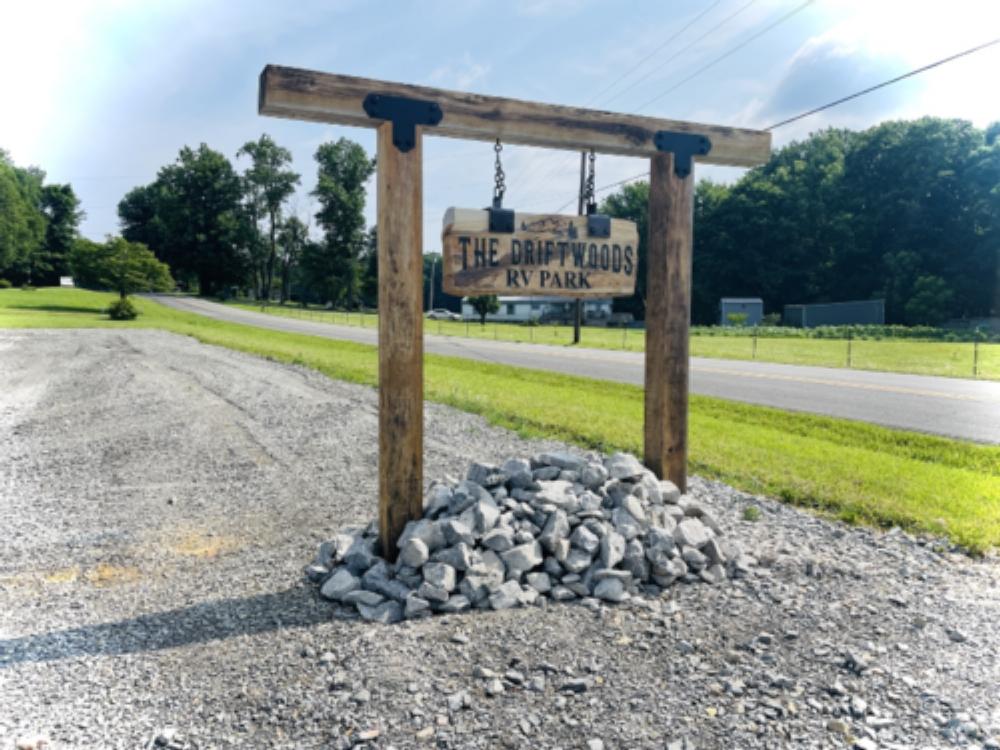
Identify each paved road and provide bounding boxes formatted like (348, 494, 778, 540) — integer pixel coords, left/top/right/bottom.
(155, 296, 1000, 444)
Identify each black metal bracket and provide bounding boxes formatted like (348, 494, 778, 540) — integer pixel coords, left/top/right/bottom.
(653, 131, 712, 178)
(363, 93, 442, 152)
(586, 205, 611, 238)
(487, 197, 514, 233)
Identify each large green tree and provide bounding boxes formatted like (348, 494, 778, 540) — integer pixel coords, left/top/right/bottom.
(276, 215, 308, 303)
(841, 118, 994, 322)
(37, 183, 83, 285)
(0, 151, 47, 282)
(236, 134, 300, 301)
(119, 144, 248, 295)
(69, 236, 173, 299)
(602, 118, 1000, 326)
(302, 138, 375, 306)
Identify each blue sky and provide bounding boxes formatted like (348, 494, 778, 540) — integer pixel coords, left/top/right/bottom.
(3, 0, 999, 252)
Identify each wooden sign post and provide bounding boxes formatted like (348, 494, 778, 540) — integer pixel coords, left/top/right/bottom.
(259, 65, 771, 557)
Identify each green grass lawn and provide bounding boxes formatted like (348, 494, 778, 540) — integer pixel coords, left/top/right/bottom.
(230, 301, 1000, 380)
(5, 287, 1000, 553)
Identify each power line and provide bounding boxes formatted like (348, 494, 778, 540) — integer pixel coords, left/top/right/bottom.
(582, 1, 724, 107)
(553, 171, 649, 213)
(539, 0, 807, 210)
(554, 34, 1000, 210)
(508, 0, 750, 193)
(603, 0, 758, 109)
(766, 36, 1000, 130)
(635, 0, 815, 112)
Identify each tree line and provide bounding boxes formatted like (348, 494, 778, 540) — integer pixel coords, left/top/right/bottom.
(117, 135, 378, 305)
(605, 117, 1000, 326)
(0, 149, 82, 286)
(4, 117, 996, 328)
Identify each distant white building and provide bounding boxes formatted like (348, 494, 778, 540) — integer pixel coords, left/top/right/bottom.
(59, 276, 75, 287)
(462, 296, 613, 323)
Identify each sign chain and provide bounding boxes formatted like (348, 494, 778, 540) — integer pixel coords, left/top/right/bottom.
(493, 139, 506, 207)
(585, 149, 597, 214)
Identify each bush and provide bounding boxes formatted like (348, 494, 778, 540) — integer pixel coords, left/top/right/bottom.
(106, 297, 138, 320)
(688, 323, 1000, 343)
(69, 236, 173, 296)
(0, 278, 11, 288)
(726, 312, 749, 326)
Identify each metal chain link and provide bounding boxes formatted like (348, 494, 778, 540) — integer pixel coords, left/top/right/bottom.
(585, 149, 597, 213)
(493, 138, 506, 206)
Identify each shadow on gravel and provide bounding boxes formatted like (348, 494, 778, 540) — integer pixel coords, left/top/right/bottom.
(0, 585, 329, 668)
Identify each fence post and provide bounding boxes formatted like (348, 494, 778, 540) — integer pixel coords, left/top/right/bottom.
(752, 328, 757, 360)
(846, 331, 853, 368)
(973, 340, 979, 378)
(622, 326, 627, 349)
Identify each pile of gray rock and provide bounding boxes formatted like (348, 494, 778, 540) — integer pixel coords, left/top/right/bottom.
(306, 451, 746, 623)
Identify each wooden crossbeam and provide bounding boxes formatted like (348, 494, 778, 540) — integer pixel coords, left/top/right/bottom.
(259, 65, 770, 165)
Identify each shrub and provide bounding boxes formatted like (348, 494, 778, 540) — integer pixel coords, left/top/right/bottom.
(688, 323, 1000, 343)
(743, 506, 762, 522)
(726, 312, 749, 327)
(106, 297, 138, 320)
(69, 236, 173, 296)
(0, 278, 11, 288)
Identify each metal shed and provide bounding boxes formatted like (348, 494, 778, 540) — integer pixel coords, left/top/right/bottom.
(719, 298, 764, 326)
(783, 299, 885, 327)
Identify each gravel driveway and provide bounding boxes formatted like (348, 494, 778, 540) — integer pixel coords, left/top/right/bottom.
(1, 329, 998, 750)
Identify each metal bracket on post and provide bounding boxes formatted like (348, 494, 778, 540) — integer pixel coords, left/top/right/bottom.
(653, 131, 712, 178)
(586, 206, 611, 238)
(363, 93, 442, 152)
(487, 197, 514, 233)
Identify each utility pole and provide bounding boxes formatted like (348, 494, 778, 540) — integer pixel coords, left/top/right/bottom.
(574, 151, 585, 344)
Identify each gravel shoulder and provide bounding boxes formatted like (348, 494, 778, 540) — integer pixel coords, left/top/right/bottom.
(1, 328, 998, 749)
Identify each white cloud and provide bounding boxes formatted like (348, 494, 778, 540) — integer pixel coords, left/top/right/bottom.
(427, 53, 491, 91)
(512, 0, 584, 17)
(766, 0, 1000, 131)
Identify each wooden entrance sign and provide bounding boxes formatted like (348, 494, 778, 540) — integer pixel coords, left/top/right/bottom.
(258, 65, 771, 557)
(441, 209, 639, 297)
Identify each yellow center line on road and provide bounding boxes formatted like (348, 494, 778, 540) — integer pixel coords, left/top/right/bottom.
(694, 365, 1000, 404)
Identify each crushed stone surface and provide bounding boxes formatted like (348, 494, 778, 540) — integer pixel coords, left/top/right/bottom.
(1, 328, 998, 749)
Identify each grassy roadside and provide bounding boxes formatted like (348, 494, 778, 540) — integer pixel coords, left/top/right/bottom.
(4, 287, 1000, 553)
(229, 301, 1000, 380)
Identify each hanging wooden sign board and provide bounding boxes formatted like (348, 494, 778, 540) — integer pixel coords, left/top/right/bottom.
(442, 207, 639, 297)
